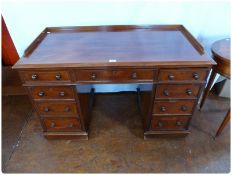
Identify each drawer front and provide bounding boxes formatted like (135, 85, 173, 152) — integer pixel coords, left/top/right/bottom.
(158, 69, 208, 82)
(43, 117, 81, 132)
(153, 100, 195, 115)
(29, 86, 75, 100)
(75, 69, 156, 82)
(151, 116, 189, 130)
(36, 102, 78, 115)
(76, 70, 112, 82)
(20, 70, 71, 82)
(155, 84, 201, 99)
(113, 69, 155, 81)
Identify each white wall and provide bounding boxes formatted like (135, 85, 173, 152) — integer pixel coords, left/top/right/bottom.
(2, 0, 230, 92)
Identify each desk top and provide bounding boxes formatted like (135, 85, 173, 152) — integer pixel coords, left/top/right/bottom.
(13, 25, 215, 69)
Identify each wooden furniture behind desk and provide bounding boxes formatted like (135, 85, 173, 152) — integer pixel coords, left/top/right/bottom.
(13, 25, 215, 139)
(200, 38, 230, 137)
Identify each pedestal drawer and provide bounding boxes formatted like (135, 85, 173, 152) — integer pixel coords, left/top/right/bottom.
(153, 100, 195, 115)
(151, 116, 189, 130)
(155, 84, 201, 99)
(29, 86, 75, 100)
(43, 117, 81, 132)
(35, 102, 78, 115)
(158, 69, 208, 82)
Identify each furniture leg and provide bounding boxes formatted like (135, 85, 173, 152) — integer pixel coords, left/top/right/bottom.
(199, 68, 217, 110)
(216, 109, 230, 137)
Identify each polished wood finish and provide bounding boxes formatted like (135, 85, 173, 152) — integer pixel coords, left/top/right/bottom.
(199, 38, 230, 137)
(13, 25, 215, 69)
(2, 16, 19, 65)
(12, 25, 215, 139)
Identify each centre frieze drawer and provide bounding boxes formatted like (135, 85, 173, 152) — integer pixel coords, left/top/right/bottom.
(75, 69, 156, 82)
(152, 100, 195, 115)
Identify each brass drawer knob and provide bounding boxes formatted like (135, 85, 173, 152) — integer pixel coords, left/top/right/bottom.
(158, 121, 163, 128)
(31, 74, 38, 80)
(181, 105, 188, 112)
(168, 74, 175, 80)
(163, 89, 169, 96)
(131, 72, 137, 79)
(186, 89, 192, 95)
(64, 107, 70, 112)
(44, 107, 49, 112)
(59, 91, 65, 97)
(38, 91, 45, 97)
(176, 121, 182, 126)
(91, 73, 96, 80)
(68, 123, 74, 128)
(55, 74, 61, 80)
(50, 122, 56, 128)
(193, 72, 199, 80)
(160, 106, 166, 112)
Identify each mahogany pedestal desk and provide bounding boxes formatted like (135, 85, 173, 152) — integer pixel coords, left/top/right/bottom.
(13, 25, 215, 139)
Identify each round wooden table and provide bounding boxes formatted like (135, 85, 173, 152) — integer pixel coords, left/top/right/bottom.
(199, 38, 230, 137)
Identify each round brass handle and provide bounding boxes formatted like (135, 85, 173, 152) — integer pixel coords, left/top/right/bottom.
(44, 107, 49, 112)
(131, 72, 137, 79)
(186, 89, 192, 96)
(68, 123, 74, 128)
(168, 74, 175, 80)
(176, 121, 182, 126)
(55, 74, 61, 80)
(181, 105, 188, 112)
(158, 121, 163, 128)
(64, 107, 70, 112)
(163, 90, 169, 96)
(59, 91, 65, 97)
(160, 106, 166, 112)
(50, 122, 56, 128)
(38, 91, 45, 97)
(91, 73, 96, 80)
(193, 72, 199, 80)
(31, 74, 38, 80)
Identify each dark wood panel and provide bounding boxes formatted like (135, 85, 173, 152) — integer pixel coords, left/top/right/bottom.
(151, 116, 189, 130)
(2, 16, 19, 65)
(153, 100, 195, 115)
(155, 84, 201, 99)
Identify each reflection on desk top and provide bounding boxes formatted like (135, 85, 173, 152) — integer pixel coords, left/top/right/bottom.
(13, 25, 215, 69)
